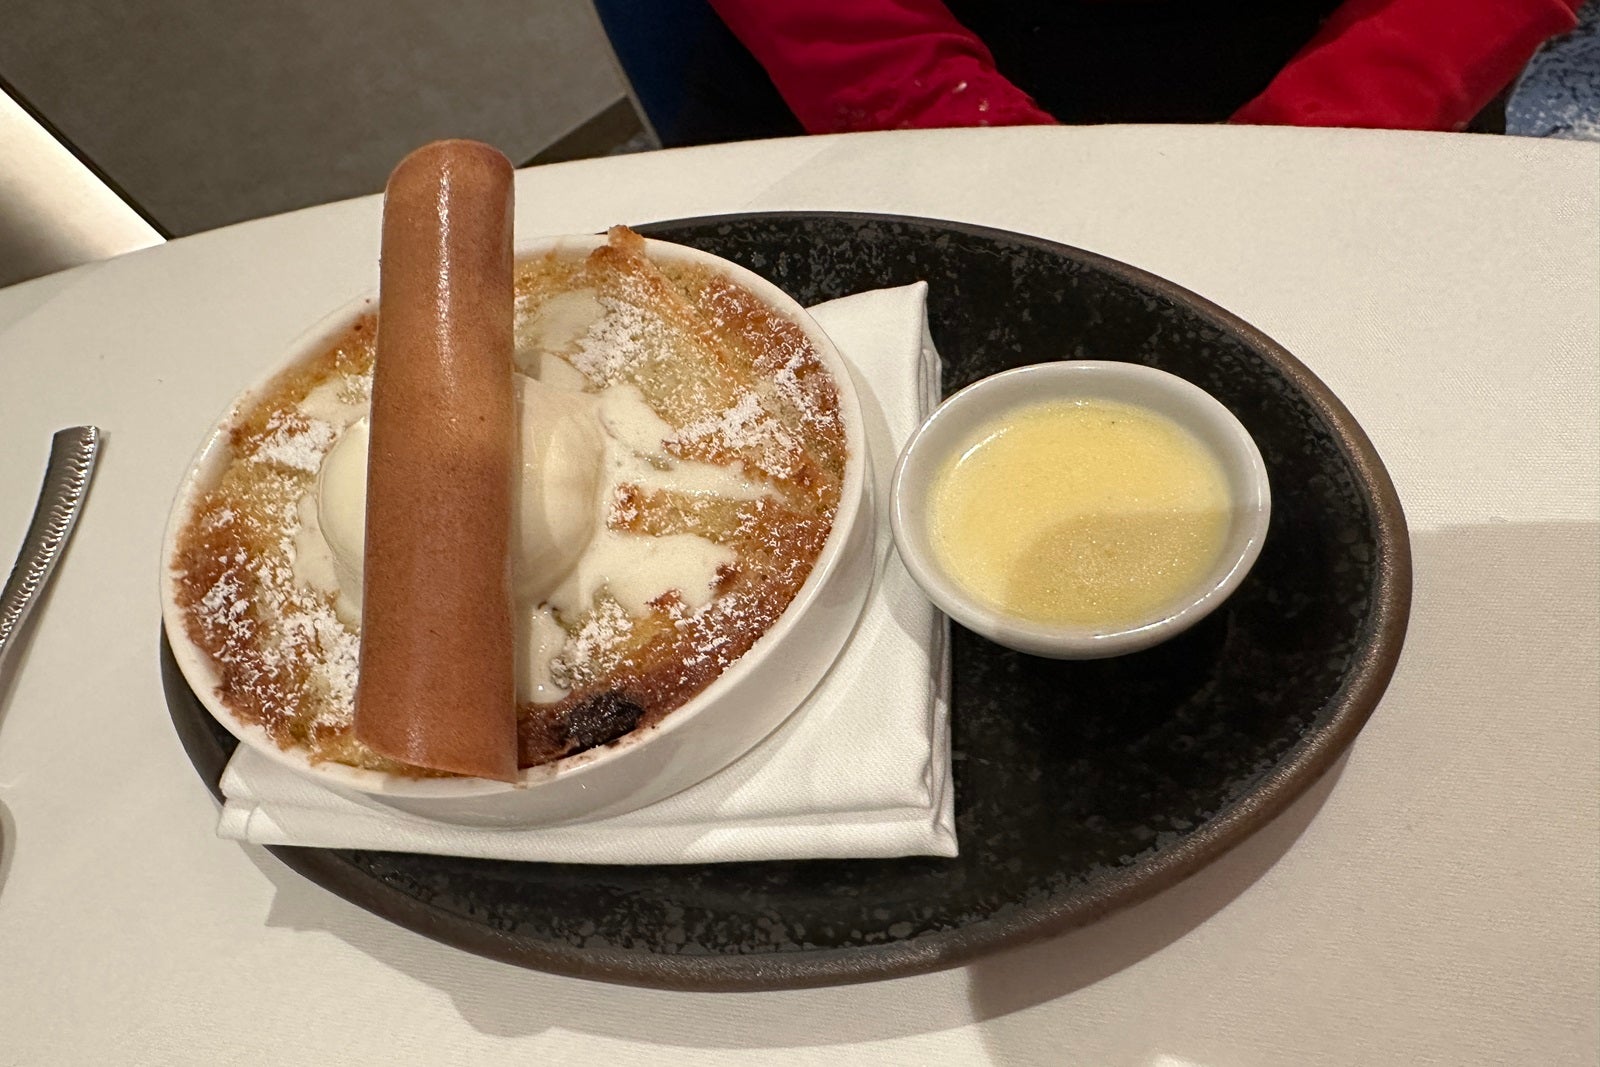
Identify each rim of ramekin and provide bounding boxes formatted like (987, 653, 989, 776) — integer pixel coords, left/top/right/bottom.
(159, 231, 868, 800)
(889, 360, 1271, 660)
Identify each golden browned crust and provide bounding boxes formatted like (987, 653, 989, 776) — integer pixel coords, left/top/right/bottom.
(173, 227, 848, 775)
(172, 315, 431, 776)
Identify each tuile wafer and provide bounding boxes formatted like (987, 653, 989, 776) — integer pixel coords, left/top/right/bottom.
(353, 139, 520, 781)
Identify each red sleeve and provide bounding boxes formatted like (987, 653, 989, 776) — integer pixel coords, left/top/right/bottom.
(707, 0, 1057, 133)
(1232, 0, 1581, 130)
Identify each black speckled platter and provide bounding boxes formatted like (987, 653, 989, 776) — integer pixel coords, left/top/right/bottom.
(162, 212, 1411, 991)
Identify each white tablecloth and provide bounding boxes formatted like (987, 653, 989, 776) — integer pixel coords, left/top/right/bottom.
(0, 125, 1595, 1066)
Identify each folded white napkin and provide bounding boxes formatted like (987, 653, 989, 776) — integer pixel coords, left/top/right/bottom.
(217, 283, 956, 864)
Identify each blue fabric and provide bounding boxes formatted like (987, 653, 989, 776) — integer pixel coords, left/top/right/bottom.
(590, 0, 799, 147)
(1508, 0, 1600, 140)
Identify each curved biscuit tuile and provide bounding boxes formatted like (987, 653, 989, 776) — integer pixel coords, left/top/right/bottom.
(354, 139, 520, 781)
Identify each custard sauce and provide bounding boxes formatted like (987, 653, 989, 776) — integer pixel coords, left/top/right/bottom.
(928, 398, 1231, 627)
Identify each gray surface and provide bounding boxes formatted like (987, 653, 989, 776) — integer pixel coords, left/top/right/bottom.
(0, 0, 626, 236)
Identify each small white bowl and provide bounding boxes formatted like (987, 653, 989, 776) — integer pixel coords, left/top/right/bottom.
(161, 233, 872, 827)
(890, 361, 1270, 659)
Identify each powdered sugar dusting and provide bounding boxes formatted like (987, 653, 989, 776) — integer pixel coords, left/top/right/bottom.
(175, 229, 847, 773)
(554, 598, 634, 688)
(186, 470, 361, 740)
(673, 390, 779, 450)
(251, 411, 338, 473)
(773, 346, 842, 438)
(571, 294, 661, 385)
(670, 390, 799, 479)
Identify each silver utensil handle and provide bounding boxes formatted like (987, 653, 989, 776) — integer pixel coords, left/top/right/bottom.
(0, 426, 101, 672)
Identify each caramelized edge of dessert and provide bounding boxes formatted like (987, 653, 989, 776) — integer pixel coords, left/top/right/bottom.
(174, 231, 849, 774)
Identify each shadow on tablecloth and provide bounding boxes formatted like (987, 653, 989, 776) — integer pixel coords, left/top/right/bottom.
(0, 797, 13, 905)
(969, 519, 1600, 1065)
(225, 521, 1600, 1050)
(229, 671, 1343, 1046)
(231, 750, 1336, 1044)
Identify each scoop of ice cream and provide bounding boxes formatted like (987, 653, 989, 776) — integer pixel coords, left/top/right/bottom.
(315, 417, 371, 602)
(317, 372, 605, 607)
(508, 374, 605, 600)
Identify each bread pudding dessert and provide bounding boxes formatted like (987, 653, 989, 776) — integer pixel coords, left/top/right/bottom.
(170, 224, 848, 776)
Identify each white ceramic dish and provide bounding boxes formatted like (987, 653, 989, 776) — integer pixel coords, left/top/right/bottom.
(160, 233, 872, 827)
(890, 360, 1269, 659)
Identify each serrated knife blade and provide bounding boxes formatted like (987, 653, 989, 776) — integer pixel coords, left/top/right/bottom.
(0, 426, 101, 675)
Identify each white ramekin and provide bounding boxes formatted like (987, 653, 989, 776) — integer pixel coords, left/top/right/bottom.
(161, 233, 872, 827)
(890, 360, 1269, 659)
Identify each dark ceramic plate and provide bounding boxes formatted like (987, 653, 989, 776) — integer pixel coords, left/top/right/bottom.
(162, 212, 1410, 991)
